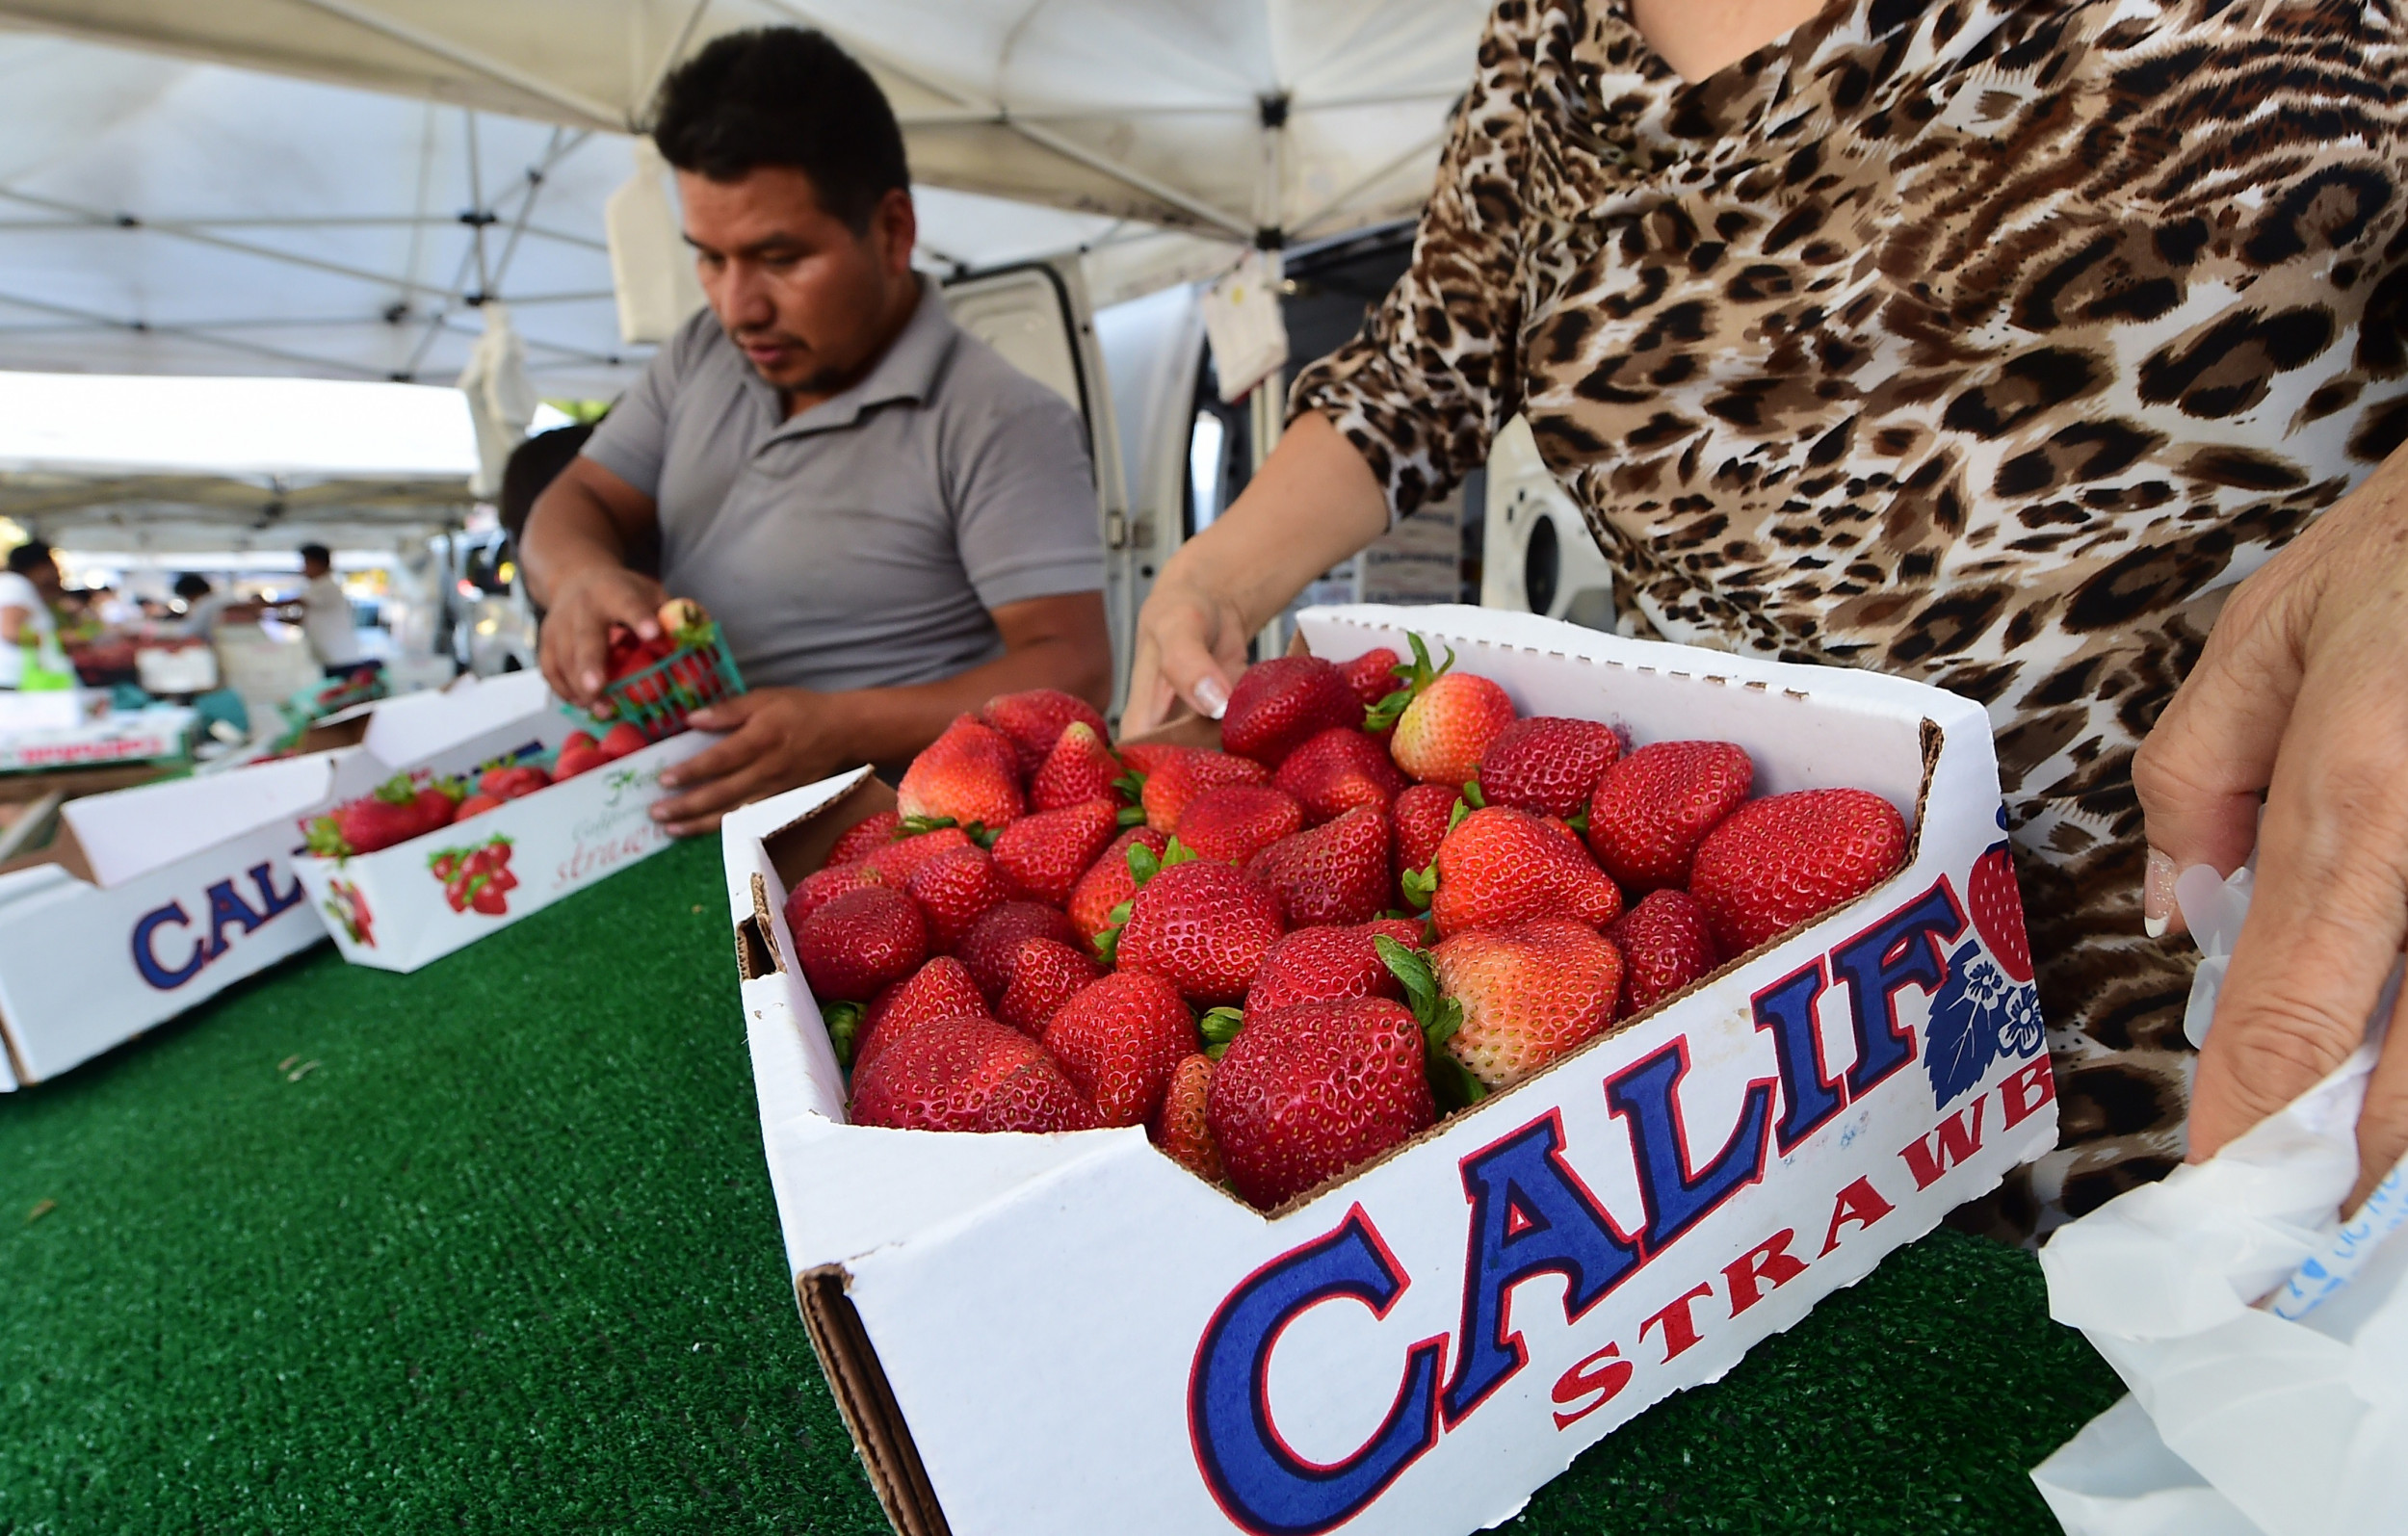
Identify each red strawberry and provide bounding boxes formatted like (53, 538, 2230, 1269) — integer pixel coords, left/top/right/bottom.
(1967, 844, 2033, 984)
(903, 845, 1010, 952)
(1221, 656, 1361, 768)
(454, 792, 505, 820)
(1067, 826, 1169, 953)
(796, 885, 929, 1001)
(560, 729, 597, 755)
(849, 1013, 1099, 1134)
(1247, 919, 1426, 1013)
(861, 824, 974, 886)
(1433, 919, 1624, 1089)
(981, 689, 1109, 777)
(826, 809, 903, 869)
(1030, 722, 1128, 812)
(598, 721, 649, 760)
(1391, 781, 1462, 907)
(1274, 728, 1409, 823)
(784, 861, 886, 929)
(998, 937, 1103, 1037)
(1247, 804, 1393, 927)
(411, 783, 461, 835)
(1153, 1054, 1224, 1183)
(1608, 889, 1721, 1015)
(1372, 636, 1516, 784)
(556, 739, 612, 779)
(1139, 748, 1269, 833)
(1115, 741, 1187, 778)
(897, 715, 1025, 832)
(1429, 805, 1623, 937)
(1340, 647, 1402, 713)
(1476, 716, 1622, 820)
(852, 957, 993, 1077)
(957, 900, 1083, 1002)
(1689, 789, 1908, 953)
(1207, 998, 1435, 1209)
(987, 798, 1119, 906)
(1041, 970, 1197, 1126)
(471, 882, 510, 915)
(306, 774, 425, 857)
(480, 764, 551, 800)
(1176, 785, 1304, 865)
(1585, 740, 1753, 891)
(1114, 859, 1284, 1004)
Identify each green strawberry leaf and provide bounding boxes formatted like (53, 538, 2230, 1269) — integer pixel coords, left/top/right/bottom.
(1203, 1039, 1233, 1062)
(1116, 804, 1147, 828)
(1379, 908, 1413, 922)
(1161, 837, 1199, 869)
(1362, 684, 1415, 733)
(1447, 797, 1471, 833)
(1565, 807, 1590, 836)
(1126, 843, 1161, 888)
(963, 820, 998, 850)
(1375, 935, 1441, 1016)
(1093, 916, 1126, 967)
(1428, 1051, 1489, 1113)
(1461, 777, 1486, 810)
(303, 816, 353, 860)
(1399, 862, 1437, 910)
(1111, 770, 1146, 802)
(899, 815, 958, 837)
(824, 1001, 863, 1070)
(372, 772, 417, 805)
(1199, 1006, 1245, 1048)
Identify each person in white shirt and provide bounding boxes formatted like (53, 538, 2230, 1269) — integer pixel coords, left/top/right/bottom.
(0, 540, 71, 690)
(289, 543, 372, 679)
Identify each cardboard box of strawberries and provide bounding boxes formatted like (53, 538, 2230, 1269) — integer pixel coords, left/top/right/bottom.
(723, 605, 2056, 1536)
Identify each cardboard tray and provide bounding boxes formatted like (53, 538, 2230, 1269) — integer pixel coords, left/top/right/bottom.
(722, 605, 2057, 1536)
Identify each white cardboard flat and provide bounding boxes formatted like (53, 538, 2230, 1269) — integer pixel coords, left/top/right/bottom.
(725, 605, 2059, 1536)
(292, 673, 714, 973)
(0, 751, 339, 1085)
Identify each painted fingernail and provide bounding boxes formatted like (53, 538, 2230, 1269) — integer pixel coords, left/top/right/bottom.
(2143, 846, 2176, 939)
(1193, 675, 1230, 720)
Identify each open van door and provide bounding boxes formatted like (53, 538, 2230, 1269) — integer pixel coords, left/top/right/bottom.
(940, 260, 1136, 716)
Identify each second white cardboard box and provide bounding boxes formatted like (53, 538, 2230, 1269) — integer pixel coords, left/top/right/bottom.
(724, 605, 2059, 1536)
(291, 671, 712, 974)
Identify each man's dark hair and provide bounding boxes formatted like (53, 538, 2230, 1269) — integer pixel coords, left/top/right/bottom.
(6, 539, 51, 575)
(499, 422, 596, 548)
(651, 28, 909, 231)
(173, 572, 212, 602)
(299, 543, 331, 569)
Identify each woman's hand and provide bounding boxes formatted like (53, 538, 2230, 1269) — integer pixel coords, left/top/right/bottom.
(1119, 562, 1257, 737)
(2134, 444, 2408, 1210)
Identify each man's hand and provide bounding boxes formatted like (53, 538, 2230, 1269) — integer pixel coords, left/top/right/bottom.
(2134, 447, 2408, 1211)
(538, 564, 667, 711)
(651, 688, 857, 836)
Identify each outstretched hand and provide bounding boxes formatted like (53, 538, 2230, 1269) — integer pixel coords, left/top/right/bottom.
(2134, 450, 2408, 1211)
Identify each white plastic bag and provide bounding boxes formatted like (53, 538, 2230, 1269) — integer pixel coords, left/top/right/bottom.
(2030, 865, 2408, 1535)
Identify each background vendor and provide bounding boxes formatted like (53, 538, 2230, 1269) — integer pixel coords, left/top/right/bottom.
(0, 540, 70, 690)
(522, 27, 1110, 835)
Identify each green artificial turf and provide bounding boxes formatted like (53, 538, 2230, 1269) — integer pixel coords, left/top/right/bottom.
(0, 837, 2123, 1533)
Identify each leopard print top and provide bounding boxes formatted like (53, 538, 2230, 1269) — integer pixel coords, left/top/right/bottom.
(1292, 0, 2408, 1237)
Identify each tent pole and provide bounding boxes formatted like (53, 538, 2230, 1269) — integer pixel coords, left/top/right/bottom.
(1250, 91, 1290, 660)
(278, 0, 624, 128)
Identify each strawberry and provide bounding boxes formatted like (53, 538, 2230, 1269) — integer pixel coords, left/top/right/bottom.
(1429, 805, 1623, 937)
(411, 782, 462, 835)
(1476, 716, 1622, 821)
(1139, 747, 1269, 833)
(1247, 804, 1393, 927)
(1113, 858, 1284, 1004)
(655, 596, 713, 648)
(826, 809, 903, 868)
(849, 1013, 1099, 1134)
(1247, 919, 1426, 1013)
(1152, 1054, 1224, 1183)
(454, 792, 506, 820)
(850, 956, 993, 1076)
(1391, 781, 1463, 907)
(1340, 647, 1402, 713)
(1584, 740, 1753, 891)
(1608, 888, 1721, 1014)
(555, 742, 609, 779)
(1175, 785, 1304, 866)
(304, 774, 424, 857)
(1220, 656, 1361, 768)
(784, 861, 886, 929)
(480, 764, 551, 800)
(796, 885, 929, 1001)
(998, 937, 1102, 1038)
(988, 799, 1118, 906)
(897, 715, 1025, 833)
(1433, 919, 1625, 1089)
(1274, 728, 1409, 823)
(957, 900, 1083, 1002)
(1067, 826, 1169, 953)
(598, 721, 649, 760)
(861, 824, 974, 886)
(1206, 998, 1435, 1209)
(1041, 970, 1197, 1126)
(558, 728, 597, 755)
(1372, 636, 1516, 784)
(981, 689, 1109, 777)
(1115, 741, 1187, 779)
(903, 845, 1010, 952)
(1690, 788, 1908, 953)
(1030, 722, 1128, 813)
(1967, 843, 2034, 984)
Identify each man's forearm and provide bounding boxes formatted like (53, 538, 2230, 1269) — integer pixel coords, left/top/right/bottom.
(522, 482, 634, 611)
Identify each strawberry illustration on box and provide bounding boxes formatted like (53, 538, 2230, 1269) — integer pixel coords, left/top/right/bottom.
(724, 605, 2059, 1536)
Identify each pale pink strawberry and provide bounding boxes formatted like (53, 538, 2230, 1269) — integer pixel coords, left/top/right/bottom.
(1584, 740, 1753, 891)
(1476, 716, 1622, 820)
(1220, 656, 1361, 769)
(1029, 722, 1128, 812)
(1689, 789, 1907, 953)
(1607, 888, 1721, 1015)
(1176, 785, 1304, 865)
(1433, 919, 1624, 1089)
(1275, 728, 1409, 823)
(997, 937, 1102, 1037)
(1247, 805, 1393, 928)
(897, 715, 1025, 831)
(1041, 970, 1198, 1126)
(1372, 636, 1516, 785)
(988, 798, 1118, 906)
(1429, 805, 1623, 938)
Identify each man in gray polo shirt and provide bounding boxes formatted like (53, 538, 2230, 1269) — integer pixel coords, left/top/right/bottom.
(524, 27, 1109, 833)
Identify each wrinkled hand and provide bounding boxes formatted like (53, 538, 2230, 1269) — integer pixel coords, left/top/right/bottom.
(2134, 460, 2408, 1211)
(652, 688, 855, 836)
(537, 564, 666, 710)
(1119, 568, 1256, 738)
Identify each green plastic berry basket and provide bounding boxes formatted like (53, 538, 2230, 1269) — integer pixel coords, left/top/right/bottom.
(599, 626, 746, 742)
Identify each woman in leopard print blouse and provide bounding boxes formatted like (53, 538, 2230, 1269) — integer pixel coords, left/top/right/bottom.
(1127, 0, 2408, 1239)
